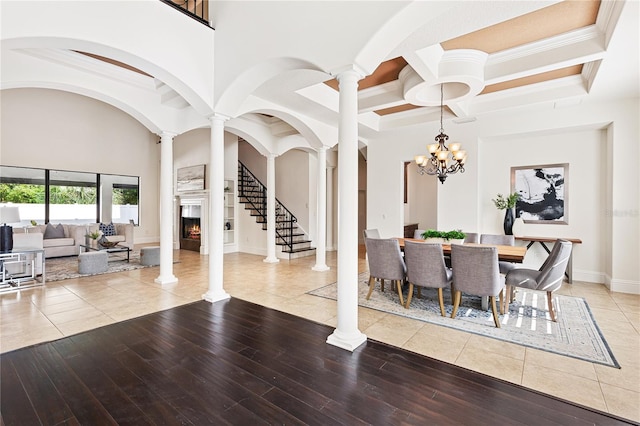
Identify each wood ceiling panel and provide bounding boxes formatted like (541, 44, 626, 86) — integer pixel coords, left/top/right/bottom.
(481, 64, 583, 94)
(441, 0, 600, 54)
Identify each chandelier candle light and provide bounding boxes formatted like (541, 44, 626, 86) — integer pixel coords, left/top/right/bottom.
(414, 84, 466, 184)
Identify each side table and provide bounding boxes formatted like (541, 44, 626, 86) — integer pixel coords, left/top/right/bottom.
(0, 247, 46, 293)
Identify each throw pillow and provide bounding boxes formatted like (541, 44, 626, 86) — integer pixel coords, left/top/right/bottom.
(43, 223, 65, 239)
(99, 222, 116, 236)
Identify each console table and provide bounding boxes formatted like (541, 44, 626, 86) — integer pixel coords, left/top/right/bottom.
(0, 247, 46, 293)
(515, 236, 582, 283)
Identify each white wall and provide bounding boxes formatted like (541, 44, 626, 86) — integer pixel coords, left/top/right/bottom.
(367, 98, 639, 293)
(0, 88, 160, 244)
(480, 128, 606, 281)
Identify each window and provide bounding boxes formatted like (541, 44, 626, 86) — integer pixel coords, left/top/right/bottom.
(0, 166, 139, 225)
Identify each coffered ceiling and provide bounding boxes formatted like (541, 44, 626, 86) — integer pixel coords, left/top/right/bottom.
(316, 0, 610, 130)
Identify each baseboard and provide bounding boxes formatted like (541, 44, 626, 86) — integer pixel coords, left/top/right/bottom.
(605, 275, 640, 294)
(573, 269, 606, 284)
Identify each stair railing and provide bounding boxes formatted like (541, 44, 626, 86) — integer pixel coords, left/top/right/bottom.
(159, 0, 211, 28)
(238, 162, 297, 252)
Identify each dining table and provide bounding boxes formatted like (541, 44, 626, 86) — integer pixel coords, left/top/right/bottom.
(396, 238, 527, 263)
(396, 237, 527, 312)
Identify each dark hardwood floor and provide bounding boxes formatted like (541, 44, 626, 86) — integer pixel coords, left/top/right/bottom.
(0, 297, 635, 425)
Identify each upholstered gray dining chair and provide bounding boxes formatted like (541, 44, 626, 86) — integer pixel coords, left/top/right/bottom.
(403, 240, 452, 314)
(413, 229, 426, 239)
(364, 237, 407, 306)
(451, 244, 504, 328)
(463, 232, 479, 243)
(480, 234, 516, 275)
(504, 239, 572, 322)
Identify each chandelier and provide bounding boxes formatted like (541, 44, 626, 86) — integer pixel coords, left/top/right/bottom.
(414, 84, 466, 184)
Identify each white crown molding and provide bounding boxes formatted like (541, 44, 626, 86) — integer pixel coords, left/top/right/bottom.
(596, 0, 626, 48)
(582, 60, 602, 93)
(358, 80, 405, 113)
(489, 25, 601, 65)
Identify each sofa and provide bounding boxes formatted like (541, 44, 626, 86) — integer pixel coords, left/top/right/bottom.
(13, 222, 134, 258)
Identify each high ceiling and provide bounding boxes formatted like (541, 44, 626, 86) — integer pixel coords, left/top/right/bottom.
(4, 0, 637, 139)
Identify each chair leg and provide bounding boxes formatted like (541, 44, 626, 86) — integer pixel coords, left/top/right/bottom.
(490, 296, 501, 328)
(499, 289, 504, 315)
(451, 290, 461, 318)
(437, 288, 445, 317)
(396, 280, 405, 306)
(417, 287, 422, 299)
(380, 279, 385, 292)
(503, 285, 511, 313)
(547, 291, 557, 322)
(366, 276, 376, 300)
(405, 283, 414, 309)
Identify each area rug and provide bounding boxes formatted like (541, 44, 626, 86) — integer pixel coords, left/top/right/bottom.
(45, 251, 155, 282)
(309, 273, 619, 368)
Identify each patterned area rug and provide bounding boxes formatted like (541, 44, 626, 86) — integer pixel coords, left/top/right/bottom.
(45, 251, 154, 282)
(309, 273, 619, 368)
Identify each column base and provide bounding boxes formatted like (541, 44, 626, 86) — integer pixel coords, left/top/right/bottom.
(263, 257, 280, 263)
(326, 329, 367, 352)
(312, 264, 330, 272)
(154, 275, 178, 285)
(202, 290, 231, 303)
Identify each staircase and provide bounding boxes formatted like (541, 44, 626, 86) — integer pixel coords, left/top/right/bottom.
(238, 162, 316, 259)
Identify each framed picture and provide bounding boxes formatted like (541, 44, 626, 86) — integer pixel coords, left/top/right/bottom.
(177, 165, 206, 192)
(511, 163, 568, 224)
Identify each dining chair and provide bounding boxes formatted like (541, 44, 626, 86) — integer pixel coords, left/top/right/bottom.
(463, 232, 479, 243)
(480, 234, 516, 275)
(364, 237, 407, 306)
(451, 244, 504, 328)
(403, 240, 452, 314)
(363, 229, 381, 239)
(504, 239, 572, 322)
(413, 229, 426, 239)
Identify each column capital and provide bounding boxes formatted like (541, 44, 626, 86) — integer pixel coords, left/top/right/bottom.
(159, 130, 177, 139)
(331, 64, 368, 81)
(208, 113, 231, 124)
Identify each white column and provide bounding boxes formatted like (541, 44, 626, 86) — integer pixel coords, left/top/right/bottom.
(155, 131, 178, 285)
(203, 114, 231, 303)
(264, 153, 280, 263)
(313, 146, 329, 271)
(326, 166, 335, 251)
(326, 68, 367, 351)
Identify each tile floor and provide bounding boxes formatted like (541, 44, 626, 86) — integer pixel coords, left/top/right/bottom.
(1, 247, 639, 422)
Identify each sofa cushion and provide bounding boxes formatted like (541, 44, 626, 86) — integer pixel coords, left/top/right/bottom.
(105, 235, 125, 243)
(99, 222, 116, 236)
(44, 223, 65, 239)
(42, 237, 75, 248)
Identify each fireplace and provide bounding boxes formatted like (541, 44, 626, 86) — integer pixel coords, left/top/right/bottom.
(180, 204, 201, 252)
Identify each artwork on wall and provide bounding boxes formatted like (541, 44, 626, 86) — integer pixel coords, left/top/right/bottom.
(511, 163, 568, 224)
(177, 165, 206, 192)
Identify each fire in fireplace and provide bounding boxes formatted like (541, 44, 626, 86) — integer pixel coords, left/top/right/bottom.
(180, 204, 201, 252)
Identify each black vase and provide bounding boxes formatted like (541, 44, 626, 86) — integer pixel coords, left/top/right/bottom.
(503, 208, 514, 235)
(0, 225, 13, 253)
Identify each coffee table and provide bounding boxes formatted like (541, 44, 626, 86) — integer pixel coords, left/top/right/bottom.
(80, 244, 131, 262)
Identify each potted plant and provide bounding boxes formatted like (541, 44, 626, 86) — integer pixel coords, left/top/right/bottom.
(444, 229, 466, 244)
(421, 229, 466, 244)
(492, 192, 520, 235)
